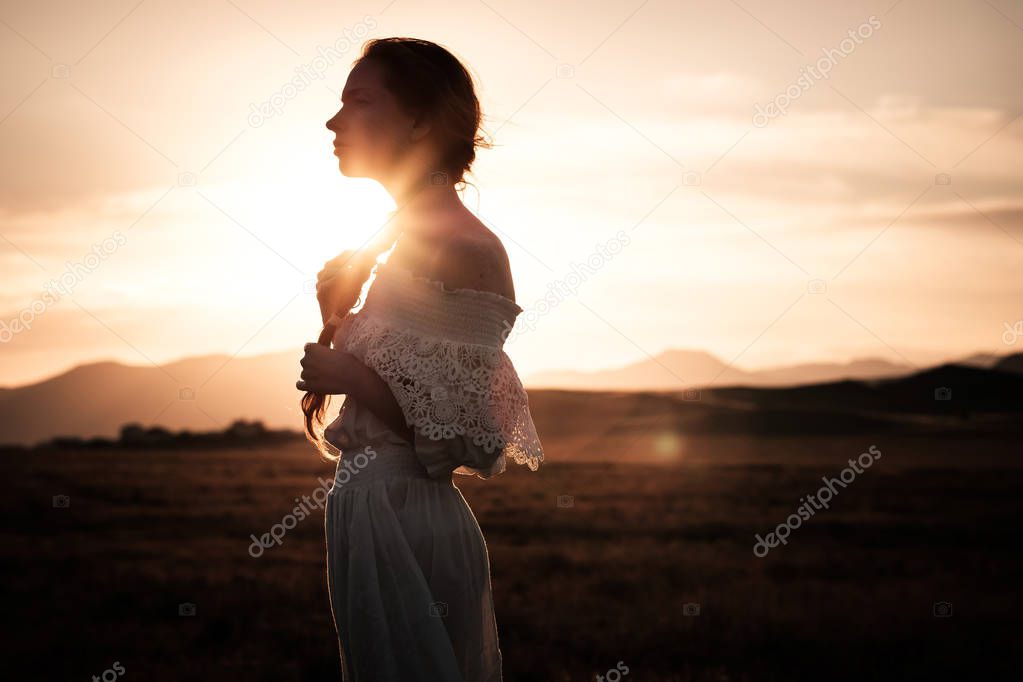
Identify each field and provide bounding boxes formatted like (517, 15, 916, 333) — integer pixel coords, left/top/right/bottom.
(3, 431, 1019, 680)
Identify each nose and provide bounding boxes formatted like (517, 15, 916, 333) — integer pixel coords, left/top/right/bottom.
(326, 108, 342, 133)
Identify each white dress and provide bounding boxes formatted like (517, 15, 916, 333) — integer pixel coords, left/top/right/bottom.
(321, 261, 544, 682)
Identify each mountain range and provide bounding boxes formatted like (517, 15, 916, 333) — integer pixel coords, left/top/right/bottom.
(1, 348, 1019, 447)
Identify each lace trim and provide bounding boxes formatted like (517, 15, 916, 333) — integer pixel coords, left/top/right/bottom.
(339, 313, 543, 472)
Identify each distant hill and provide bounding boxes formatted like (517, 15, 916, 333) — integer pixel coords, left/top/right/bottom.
(956, 352, 1007, 369)
(702, 362, 1023, 417)
(0, 350, 311, 447)
(993, 351, 1023, 375)
(524, 349, 916, 391)
(523, 361, 1023, 459)
(1, 349, 1019, 448)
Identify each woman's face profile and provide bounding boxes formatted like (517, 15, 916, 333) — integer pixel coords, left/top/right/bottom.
(325, 60, 420, 181)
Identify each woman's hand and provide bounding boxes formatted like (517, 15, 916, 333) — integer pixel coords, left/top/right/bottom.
(316, 251, 359, 325)
(297, 342, 361, 395)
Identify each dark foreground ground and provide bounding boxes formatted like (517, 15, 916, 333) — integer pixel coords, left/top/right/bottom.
(3, 432, 1019, 680)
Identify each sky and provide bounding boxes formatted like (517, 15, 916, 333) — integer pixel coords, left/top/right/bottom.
(1, 0, 1022, 388)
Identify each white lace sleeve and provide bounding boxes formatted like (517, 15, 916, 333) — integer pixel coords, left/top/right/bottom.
(339, 313, 544, 478)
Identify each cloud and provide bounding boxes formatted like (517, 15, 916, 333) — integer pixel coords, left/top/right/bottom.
(908, 201, 1023, 232)
(659, 71, 761, 110)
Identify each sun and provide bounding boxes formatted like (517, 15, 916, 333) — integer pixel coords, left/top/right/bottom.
(243, 144, 399, 272)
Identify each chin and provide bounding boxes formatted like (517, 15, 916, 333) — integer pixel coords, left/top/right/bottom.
(336, 159, 374, 181)
(337, 165, 367, 180)
(335, 157, 355, 175)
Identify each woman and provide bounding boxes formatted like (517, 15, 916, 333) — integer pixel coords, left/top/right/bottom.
(296, 38, 544, 682)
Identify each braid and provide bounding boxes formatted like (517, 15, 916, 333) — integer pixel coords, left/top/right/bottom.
(300, 218, 403, 461)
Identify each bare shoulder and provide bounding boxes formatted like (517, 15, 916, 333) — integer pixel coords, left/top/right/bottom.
(432, 219, 515, 302)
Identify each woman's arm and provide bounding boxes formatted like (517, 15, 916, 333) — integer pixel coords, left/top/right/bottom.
(299, 342, 414, 443)
(345, 357, 415, 443)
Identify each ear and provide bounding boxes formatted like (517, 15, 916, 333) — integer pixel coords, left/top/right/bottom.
(409, 111, 432, 143)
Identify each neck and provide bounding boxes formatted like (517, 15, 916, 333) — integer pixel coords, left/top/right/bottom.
(386, 175, 461, 235)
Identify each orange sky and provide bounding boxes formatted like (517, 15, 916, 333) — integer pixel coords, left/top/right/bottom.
(2, 0, 1022, 387)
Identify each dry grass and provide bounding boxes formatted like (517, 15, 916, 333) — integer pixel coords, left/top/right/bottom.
(3, 432, 1019, 680)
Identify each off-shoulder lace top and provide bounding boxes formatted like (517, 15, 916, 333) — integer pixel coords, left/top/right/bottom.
(322, 260, 544, 479)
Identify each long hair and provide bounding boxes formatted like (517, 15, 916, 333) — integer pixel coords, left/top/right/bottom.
(302, 37, 493, 461)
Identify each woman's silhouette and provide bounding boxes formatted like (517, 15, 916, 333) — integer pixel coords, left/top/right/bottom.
(297, 38, 544, 681)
